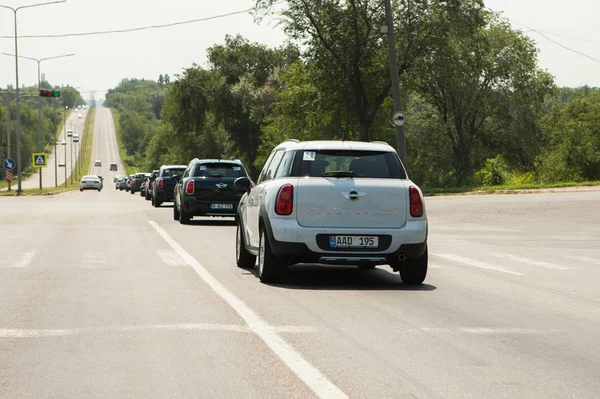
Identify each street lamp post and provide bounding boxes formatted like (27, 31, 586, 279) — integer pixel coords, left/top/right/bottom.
(1, 52, 75, 190)
(1, 92, 11, 191)
(63, 105, 68, 187)
(0, 1, 67, 193)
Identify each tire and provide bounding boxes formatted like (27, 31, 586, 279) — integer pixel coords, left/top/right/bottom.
(145, 191, 151, 201)
(399, 246, 428, 285)
(258, 227, 283, 283)
(153, 199, 162, 208)
(98, 189, 101, 192)
(178, 203, 191, 224)
(236, 219, 256, 269)
(80, 188, 83, 192)
(140, 190, 144, 197)
(130, 189, 135, 195)
(173, 202, 180, 220)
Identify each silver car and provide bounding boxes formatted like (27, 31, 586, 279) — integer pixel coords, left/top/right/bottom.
(80, 175, 102, 192)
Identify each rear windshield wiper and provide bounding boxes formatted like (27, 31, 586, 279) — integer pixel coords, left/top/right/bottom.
(321, 170, 357, 178)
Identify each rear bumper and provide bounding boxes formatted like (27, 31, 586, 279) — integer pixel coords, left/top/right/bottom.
(261, 216, 427, 265)
(154, 188, 175, 202)
(182, 196, 238, 217)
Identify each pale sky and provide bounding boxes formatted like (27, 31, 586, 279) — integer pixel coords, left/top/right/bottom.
(0, 0, 598, 102)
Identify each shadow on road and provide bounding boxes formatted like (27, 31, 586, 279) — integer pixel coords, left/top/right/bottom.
(186, 218, 236, 227)
(243, 265, 437, 291)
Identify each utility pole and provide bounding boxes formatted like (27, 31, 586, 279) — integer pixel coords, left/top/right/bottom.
(53, 97, 57, 187)
(4, 89, 11, 191)
(63, 105, 67, 187)
(383, 0, 408, 173)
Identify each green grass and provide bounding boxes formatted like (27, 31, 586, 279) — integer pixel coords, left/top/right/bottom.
(0, 108, 96, 196)
(111, 109, 139, 176)
(422, 180, 600, 196)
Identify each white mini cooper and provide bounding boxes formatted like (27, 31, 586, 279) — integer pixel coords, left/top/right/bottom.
(234, 140, 428, 284)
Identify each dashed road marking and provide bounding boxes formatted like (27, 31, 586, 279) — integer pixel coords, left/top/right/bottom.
(148, 220, 348, 399)
(435, 253, 525, 276)
(82, 252, 107, 267)
(569, 255, 600, 266)
(0, 323, 319, 338)
(497, 254, 575, 270)
(157, 250, 188, 267)
(0, 252, 36, 268)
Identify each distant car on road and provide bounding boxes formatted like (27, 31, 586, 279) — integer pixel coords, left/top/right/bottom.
(78, 113, 82, 118)
(67, 129, 73, 137)
(234, 140, 428, 284)
(80, 175, 102, 192)
(173, 159, 249, 223)
(110, 163, 118, 171)
(58, 161, 65, 167)
(94, 160, 102, 167)
(129, 172, 147, 194)
(144, 169, 160, 201)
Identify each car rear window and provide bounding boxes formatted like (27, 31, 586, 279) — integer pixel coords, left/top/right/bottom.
(193, 163, 246, 178)
(291, 150, 406, 179)
(162, 168, 185, 178)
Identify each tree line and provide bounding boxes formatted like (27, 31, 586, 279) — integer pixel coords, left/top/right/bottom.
(104, 0, 600, 187)
(1, 84, 86, 181)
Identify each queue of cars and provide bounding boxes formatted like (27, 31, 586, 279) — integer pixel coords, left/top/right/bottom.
(114, 140, 429, 285)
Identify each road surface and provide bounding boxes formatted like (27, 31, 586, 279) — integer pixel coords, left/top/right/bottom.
(0, 111, 599, 397)
(19, 108, 89, 190)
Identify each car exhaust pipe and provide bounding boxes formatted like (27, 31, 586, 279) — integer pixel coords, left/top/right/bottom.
(397, 253, 407, 262)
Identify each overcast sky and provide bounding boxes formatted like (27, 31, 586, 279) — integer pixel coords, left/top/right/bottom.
(0, 0, 598, 101)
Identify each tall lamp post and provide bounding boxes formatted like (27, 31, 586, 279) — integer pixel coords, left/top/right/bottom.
(63, 106, 68, 187)
(1, 93, 10, 191)
(0, 0, 67, 193)
(1, 52, 75, 190)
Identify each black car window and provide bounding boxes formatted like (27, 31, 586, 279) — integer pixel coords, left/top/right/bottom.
(290, 150, 406, 179)
(193, 163, 247, 178)
(162, 168, 185, 178)
(182, 165, 191, 179)
(261, 150, 284, 183)
(257, 151, 277, 185)
(274, 151, 295, 178)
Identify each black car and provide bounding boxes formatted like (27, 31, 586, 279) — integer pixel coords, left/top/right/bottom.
(139, 173, 152, 197)
(129, 173, 147, 194)
(152, 165, 186, 207)
(173, 159, 249, 224)
(144, 169, 160, 201)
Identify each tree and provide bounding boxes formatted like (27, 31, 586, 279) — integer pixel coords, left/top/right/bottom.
(158, 74, 164, 86)
(412, 13, 554, 182)
(164, 74, 171, 85)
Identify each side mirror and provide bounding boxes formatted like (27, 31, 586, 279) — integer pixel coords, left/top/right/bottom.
(234, 176, 251, 192)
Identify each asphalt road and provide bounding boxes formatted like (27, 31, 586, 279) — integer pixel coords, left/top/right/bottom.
(1, 111, 599, 398)
(19, 108, 89, 190)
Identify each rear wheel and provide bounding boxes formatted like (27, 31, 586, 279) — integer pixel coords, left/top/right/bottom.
(399, 246, 428, 285)
(130, 189, 134, 195)
(80, 189, 83, 192)
(173, 201, 180, 220)
(153, 198, 161, 208)
(178, 203, 191, 224)
(236, 219, 256, 269)
(258, 228, 283, 283)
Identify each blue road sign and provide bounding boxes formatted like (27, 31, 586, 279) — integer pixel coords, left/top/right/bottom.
(3, 158, 15, 170)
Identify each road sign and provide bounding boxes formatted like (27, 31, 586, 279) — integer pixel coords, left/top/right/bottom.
(32, 153, 48, 168)
(5, 169, 12, 183)
(392, 111, 406, 127)
(3, 158, 15, 170)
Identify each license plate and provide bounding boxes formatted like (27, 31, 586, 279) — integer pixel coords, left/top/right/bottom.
(329, 235, 378, 249)
(210, 203, 233, 210)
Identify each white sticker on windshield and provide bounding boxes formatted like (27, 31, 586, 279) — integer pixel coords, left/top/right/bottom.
(199, 165, 207, 170)
(233, 167, 241, 171)
(303, 151, 316, 161)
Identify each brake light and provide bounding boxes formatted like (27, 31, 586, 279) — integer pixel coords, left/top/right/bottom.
(275, 184, 293, 215)
(185, 180, 195, 195)
(157, 178, 163, 189)
(409, 186, 423, 217)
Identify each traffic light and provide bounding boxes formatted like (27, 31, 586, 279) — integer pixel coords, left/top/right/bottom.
(39, 90, 60, 97)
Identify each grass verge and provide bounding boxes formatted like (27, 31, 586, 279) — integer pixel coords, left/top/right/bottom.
(0, 108, 96, 196)
(111, 109, 139, 176)
(422, 180, 600, 196)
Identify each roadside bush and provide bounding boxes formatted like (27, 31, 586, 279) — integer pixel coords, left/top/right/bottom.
(477, 155, 509, 186)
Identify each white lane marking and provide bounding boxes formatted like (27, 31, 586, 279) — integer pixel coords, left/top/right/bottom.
(157, 250, 188, 267)
(569, 255, 600, 266)
(0, 324, 318, 338)
(413, 327, 560, 335)
(148, 221, 347, 399)
(82, 252, 107, 267)
(435, 253, 525, 276)
(497, 254, 574, 270)
(12, 252, 36, 268)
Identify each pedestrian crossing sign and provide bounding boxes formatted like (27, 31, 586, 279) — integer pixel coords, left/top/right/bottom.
(32, 153, 48, 168)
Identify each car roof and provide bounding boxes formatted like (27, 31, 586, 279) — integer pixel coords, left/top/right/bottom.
(273, 139, 396, 153)
(81, 175, 99, 179)
(160, 165, 187, 169)
(189, 159, 243, 165)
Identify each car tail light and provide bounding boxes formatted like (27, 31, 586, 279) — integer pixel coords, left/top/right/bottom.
(409, 186, 423, 217)
(157, 178, 163, 189)
(275, 184, 293, 215)
(149, 181, 153, 188)
(185, 180, 195, 195)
